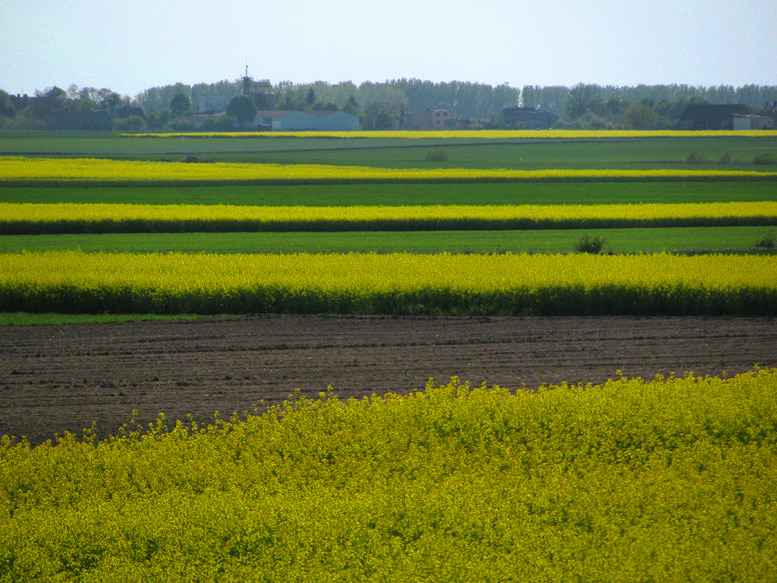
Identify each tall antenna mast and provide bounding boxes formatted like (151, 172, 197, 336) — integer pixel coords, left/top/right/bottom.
(242, 58, 252, 94)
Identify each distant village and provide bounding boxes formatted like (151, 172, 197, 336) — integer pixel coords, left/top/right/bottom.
(2, 75, 776, 133)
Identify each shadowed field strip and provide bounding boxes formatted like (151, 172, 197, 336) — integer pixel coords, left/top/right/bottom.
(2, 202, 776, 234)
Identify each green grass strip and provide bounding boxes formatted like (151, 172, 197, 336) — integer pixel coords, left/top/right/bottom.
(1, 181, 775, 207)
(1, 227, 774, 255)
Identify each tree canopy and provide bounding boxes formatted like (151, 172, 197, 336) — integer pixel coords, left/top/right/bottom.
(226, 94, 257, 127)
(170, 93, 192, 118)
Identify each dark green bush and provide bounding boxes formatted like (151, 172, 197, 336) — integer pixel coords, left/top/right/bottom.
(686, 151, 707, 164)
(753, 153, 777, 166)
(425, 150, 449, 162)
(574, 234, 606, 254)
(755, 231, 776, 249)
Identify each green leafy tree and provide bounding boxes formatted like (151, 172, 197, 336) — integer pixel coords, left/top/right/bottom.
(624, 103, 661, 130)
(360, 101, 399, 130)
(170, 93, 192, 117)
(32, 87, 69, 119)
(100, 90, 124, 113)
(147, 110, 170, 131)
(114, 115, 146, 132)
(343, 95, 358, 115)
(0, 90, 16, 118)
(306, 87, 316, 106)
(226, 94, 257, 128)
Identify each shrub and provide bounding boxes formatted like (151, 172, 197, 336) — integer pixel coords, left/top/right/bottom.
(755, 231, 776, 249)
(753, 153, 777, 166)
(686, 151, 707, 164)
(574, 234, 606, 254)
(425, 150, 449, 162)
(113, 115, 147, 133)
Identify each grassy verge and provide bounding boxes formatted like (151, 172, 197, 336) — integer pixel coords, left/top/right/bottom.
(0, 312, 209, 325)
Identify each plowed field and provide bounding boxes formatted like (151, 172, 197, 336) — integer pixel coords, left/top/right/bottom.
(1, 316, 775, 445)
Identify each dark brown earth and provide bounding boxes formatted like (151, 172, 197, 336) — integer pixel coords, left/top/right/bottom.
(1, 315, 775, 445)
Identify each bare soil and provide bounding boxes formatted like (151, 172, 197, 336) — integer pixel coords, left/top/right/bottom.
(1, 315, 775, 445)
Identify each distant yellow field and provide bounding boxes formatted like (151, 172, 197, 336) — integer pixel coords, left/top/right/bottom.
(2, 202, 776, 227)
(2, 156, 775, 184)
(121, 129, 777, 139)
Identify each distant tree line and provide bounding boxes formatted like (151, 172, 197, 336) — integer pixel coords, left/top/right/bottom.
(524, 83, 777, 129)
(134, 78, 522, 130)
(135, 79, 777, 131)
(3, 80, 777, 132)
(0, 85, 145, 131)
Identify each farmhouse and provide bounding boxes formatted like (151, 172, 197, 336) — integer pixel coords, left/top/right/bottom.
(252, 110, 359, 131)
(45, 110, 113, 131)
(677, 104, 751, 130)
(753, 101, 777, 128)
(114, 105, 146, 121)
(198, 92, 277, 114)
(407, 109, 454, 130)
(732, 114, 772, 130)
(198, 95, 232, 114)
(169, 113, 239, 131)
(502, 107, 558, 129)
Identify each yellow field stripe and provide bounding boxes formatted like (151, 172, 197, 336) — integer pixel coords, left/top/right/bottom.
(3, 251, 775, 293)
(2, 202, 776, 226)
(120, 129, 777, 139)
(2, 156, 776, 184)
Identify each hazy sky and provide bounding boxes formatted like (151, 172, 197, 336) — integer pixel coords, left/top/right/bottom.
(2, 0, 775, 98)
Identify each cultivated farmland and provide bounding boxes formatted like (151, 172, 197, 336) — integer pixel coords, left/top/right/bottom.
(1, 130, 776, 581)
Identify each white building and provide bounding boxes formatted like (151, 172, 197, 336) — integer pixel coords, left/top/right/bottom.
(252, 110, 359, 131)
(198, 95, 233, 114)
(732, 114, 772, 130)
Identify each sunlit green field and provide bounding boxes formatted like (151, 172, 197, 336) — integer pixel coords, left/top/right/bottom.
(1, 226, 773, 255)
(1, 180, 774, 206)
(1, 131, 776, 169)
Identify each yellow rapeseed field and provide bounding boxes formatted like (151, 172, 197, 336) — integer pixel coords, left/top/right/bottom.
(2, 201, 775, 224)
(121, 129, 777, 139)
(2, 156, 775, 184)
(1, 251, 775, 315)
(2, 370, 776, 581)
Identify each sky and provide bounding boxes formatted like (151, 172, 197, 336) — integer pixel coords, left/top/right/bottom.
(1, 0, 776, 99)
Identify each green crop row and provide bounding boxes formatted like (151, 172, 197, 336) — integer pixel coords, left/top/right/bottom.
(2, 181, 775, 207)
(1, 226, 773, 255)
